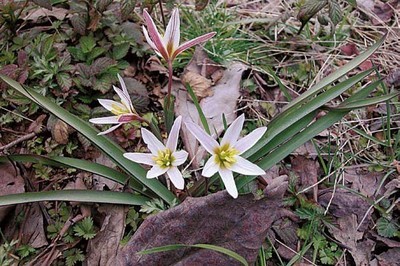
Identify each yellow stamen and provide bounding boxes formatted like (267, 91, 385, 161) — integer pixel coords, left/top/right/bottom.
(214, 144, 239, 169)
(153, 149, 175, 169)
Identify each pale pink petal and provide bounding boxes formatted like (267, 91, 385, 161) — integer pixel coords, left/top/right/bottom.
(166, 166, 185, 189)
(98, 99, 126, 113)
(172, 150, 188, 166)
(163, 8, 180, 56)
(143, 26, 159, 52)
(202, 155, 219, 177)
(89, 116, 120, 124)
(116, 75, 134, 111)
(147, 165, 168, 179)
(143, 9, 169, 60)
(219, 168, 238, 198)
(185, 122, 219, 154)
(97, 123, 122, 135)
(141, 128, 165, 155)
(228, 156, 265, 176)
(172, 32, 216, 59)
(123, 153, 154, 166)
(221, 114, 244, 147)
(166, 116, 182, 151)
(234, 127, 267, 154)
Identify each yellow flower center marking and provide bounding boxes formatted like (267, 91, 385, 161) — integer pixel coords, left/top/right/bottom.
(214, 144, 239, 169)
(153, 149, 175, 169)
(111, 103, 129, 116)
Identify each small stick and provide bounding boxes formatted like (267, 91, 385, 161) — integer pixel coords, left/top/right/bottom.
(0, 132, 36, 151)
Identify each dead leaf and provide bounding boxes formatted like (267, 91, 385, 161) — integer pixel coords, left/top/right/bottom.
(0, 162, 25, 223)
(175, 62, 246, 168)
(385, 68, 400, 88)
(375, 248, 400, 266)
(272, 218, 299, 260)
(47, 116, 72, 145)
(86, 205, 127, 265)
(116, 176, 288, 265)
(328, 215, 374, 266)
(93, 154, 123, 191)
(291, 155, 320, 201)
(181, 71, 213, 100)
(24, 7, 68, 22)
(21, 203, 48, 248)
(341, 43, 359, 56)
(344, 168, 382, 197)
(319, 188, 373, 231)
(27, 114, 47, 134)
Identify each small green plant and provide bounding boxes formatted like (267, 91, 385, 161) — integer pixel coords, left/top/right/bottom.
(0, 238, 18, 266)
(73, 217, 97, 240)
(63, 248, 85, 266)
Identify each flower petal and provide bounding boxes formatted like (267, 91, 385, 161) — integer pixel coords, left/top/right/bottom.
(116, 75, 135, 112)
(221, 114, 244, 147)
(123, 153, 154, 166)
(172, 150, 188, 166)
(166, 116, 182, 151)
(234, 127, 267, 154)
(219, 168, 238, 198)
(173, 32, 216, 59)
(89, 116, 120, 124)
(185, 122, 219, 154)
(228, 156, 265, 176)
(97, 124, 122, 135)
(98, 99, 126, 113)
(143, 9, 169, 60)
(202, 155, 219, 177)
(166, 166, 185, 189)
(163, 8, 180, 56)
(141, 128, 165, 155)
(143, 26, 159, 52)
(147, 165, 168, 179)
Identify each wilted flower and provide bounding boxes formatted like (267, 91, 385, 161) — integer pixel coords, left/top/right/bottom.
(124, 116, 188, 189)
(142, 8, 216, 63)
(185, 114, 267, 198)
(89, 75, 140, 135)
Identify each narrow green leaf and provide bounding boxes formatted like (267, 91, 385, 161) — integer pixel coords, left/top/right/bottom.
(0, 75, 177, 205)
(335, 92, 400, 110)
(351, 128, 389, 147)
(284, 35, 385, 111)
(186, 83, 211, 134)
(139, 243, 248, 266)
(0, 190, 149, 206)
(0, 155, 155, 197)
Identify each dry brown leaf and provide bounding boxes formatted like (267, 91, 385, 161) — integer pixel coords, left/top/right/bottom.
(175, 62, 246, 167)
(344, 168, 382, 197)
(86, 205, 127, 265)
(375, 248, 400, 266)
(181, 71, 213, 100)
(24, 7, 68, 22)
(27, 114, 47, 134)
(0, 162, 25, 223)
(93, 154, 123, 191)
(116, 176, 288, 265)
(21, 203, 48, 248)
(291, 155, 320, 200)
(53, 119, 69, 144)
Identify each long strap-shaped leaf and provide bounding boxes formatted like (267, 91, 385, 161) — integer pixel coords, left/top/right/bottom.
(0, 190, 149, 206)
(0, 75, 177, 205)
(0, 155, 155, 198)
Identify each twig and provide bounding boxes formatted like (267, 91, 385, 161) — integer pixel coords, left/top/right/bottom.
(0, 132, 36, 151)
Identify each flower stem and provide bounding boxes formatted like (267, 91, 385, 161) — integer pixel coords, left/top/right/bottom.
(164, 60, 175, 133)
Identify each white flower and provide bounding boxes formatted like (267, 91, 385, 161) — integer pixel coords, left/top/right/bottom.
(123, 116, 188, 189)
(185, 114, 267, 198)
(89, 74, 139, 135)
(142, 8, 216, 62)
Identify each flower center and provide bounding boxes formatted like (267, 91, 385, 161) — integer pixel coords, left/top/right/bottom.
(153, 149, 175, 169)
(111, 103, 129, 116)
(214, 144, 239, 169)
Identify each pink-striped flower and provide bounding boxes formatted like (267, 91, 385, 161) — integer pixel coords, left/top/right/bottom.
(89, 75, 139, 135)
(142, 8, 216, 62)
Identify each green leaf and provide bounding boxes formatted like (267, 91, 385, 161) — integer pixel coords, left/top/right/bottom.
(74, 217, 96, 240)
(328, 0, 343, 25)
(0, 190, 149, 206)
(80, 36, 96, 54)
(186, 84, 211, 134)
(376, 217, 399, 238)
(0, 154, 151, 197)
(0, 74, 177, 205)
(113, 43, 130, 60)
(298, 0, 328, 25)
(139, 244, 248, 266)
(335, 92, 400, 110)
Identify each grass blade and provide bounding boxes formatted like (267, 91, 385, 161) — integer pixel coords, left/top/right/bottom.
(186, 83, 211, 134)
(0, 190, 149, 206)
(138, 243, 248, 266)
(0, 74, 177, 205)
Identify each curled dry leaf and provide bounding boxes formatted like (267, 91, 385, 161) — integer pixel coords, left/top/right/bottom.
(181, 71, 213, 100)
(27, 114, 47, 134)
(47, 116, 73, 145)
